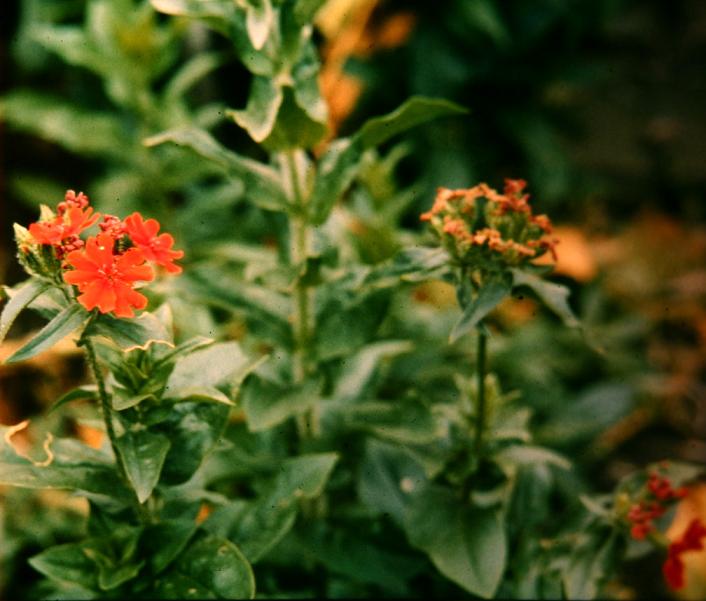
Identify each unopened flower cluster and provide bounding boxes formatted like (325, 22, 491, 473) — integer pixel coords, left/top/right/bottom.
(420, 179, 557, 269)
(15, 190, 183, 318)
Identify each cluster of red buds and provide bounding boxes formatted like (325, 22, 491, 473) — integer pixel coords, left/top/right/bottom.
(626, 471, 688, 541)
(420, 179, 557, 269)
(16, 190, 183, 318)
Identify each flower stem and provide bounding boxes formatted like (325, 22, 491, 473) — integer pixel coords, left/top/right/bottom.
(82, 334, 150, 523)
(285, 150, 319, 440)
(473, 329, 487, 460)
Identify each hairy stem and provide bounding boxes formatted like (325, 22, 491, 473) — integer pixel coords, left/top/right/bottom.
(83, 335, 150, 523)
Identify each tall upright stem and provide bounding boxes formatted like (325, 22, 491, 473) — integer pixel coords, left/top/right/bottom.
(285, 151, 319, 439)
(473, 329, 487, 460)
(83, 335, 149, 522)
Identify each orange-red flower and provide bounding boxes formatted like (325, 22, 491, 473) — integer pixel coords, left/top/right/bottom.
(29, 206, 100, 246)
(123, 212, 183, 274)
(663, 518, 706, 590)
(63, 233, 154, 318)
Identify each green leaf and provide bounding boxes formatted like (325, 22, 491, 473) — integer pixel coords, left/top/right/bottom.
(29, 543, 99, 591)
(494, 445, 572, 471)
(405, 485, 506, 598)
(112, 391, 156, 412)
(562, 533, 620, 599)
(153, 533, 255, 599)
(143, 519, 198, 575)
(241, 376, 320, 431)
(150, 0, 235, 35)
(0, 427, 129, 499)
(165, 52, 226, 103)
(449, 278, 511, 343)
(0, 90, 126, 157)
(309, 97, 466, 225)
(48, 385, 98, 414)
(86, 311, 173, 351)
(340, 400, 438, 444)
(511, 269, 579, 328)
(228, 75, 283, 143)
(145, 128, 288, 212)
(0, 278, 51, 344)
(372, 246, 451, 285)
(333, 340, 413, 402)
(158, 403, 230, 484)
(358, 439, 427, 525)
(245, 0, 274, 50)
(164, 341, 254, 400)
(5, 304, 90, 364)
(169, 386, 235, 407)
(261, 86, 328, 151)
(115, 429, 171, 503)
(357, 96, 468, 149)
(293, 0, 326, 24)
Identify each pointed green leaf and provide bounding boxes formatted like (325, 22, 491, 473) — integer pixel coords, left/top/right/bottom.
(6, 304, 90, 364)
(29, 542, 99, 590)
(245, 0, 274, 50)
(228, 76, 283, 142)
(241, 376, 320, 431)
(0, 278, 50, 344)
(168, 386, 235, 407)
(112, 392, 156, 412)
(145, 128, 288, 212)
(86, 311, 173, 351)
(449, 278, 511, 343)
(341, 400, 437, 444)
(115, 430, 171, 503)
(357, 96, 468, 149)
(150, 0, 235, 35)
(406, 485, 506, 598)
(48, 385, 98, 414)
(511, 268, 580, 328)
(143, 519, 198, 575)
(154, 533, 255, 599)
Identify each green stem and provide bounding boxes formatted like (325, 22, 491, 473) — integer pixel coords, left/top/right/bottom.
(473, 329, 487, 460)
(82, 334, 150, 523)
(285, 151, 319, 440)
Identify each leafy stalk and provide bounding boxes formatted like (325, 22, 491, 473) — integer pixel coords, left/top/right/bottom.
(474, 329, 487, 460)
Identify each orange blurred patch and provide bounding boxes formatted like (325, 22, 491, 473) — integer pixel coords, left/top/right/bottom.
(667, 484, 706, 599)
(412, 280, 457, 309)
(196, 502, 212, 524)
(534, 225, 597, 282)
(76, 423, 104, 449)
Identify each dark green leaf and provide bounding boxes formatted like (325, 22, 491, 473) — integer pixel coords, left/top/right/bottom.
(29, 542, 99, 591)
(115, 429, 171, 503)
(6, 304, 90, 364)
(0, 278, 50, 344)
(562, 533, 620, 599)
(241, 376, 320, 431)
(341, 400, 438, 444)
(449, 278, 511, 343)
(145, 128, 288, 212)
(154, 532, 255, 599)
(511, 268, 580, 328)
(48, 385, 98, 414)
(143, 519, 198, 575)
(405, 485, 506, 598)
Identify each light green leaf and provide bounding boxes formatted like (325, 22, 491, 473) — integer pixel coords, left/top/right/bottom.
(245, 0, 274, 50)
(164, 341, 253, 398)
(228, 76, 283, 142)
(165, 52, 226, 103)
(112, 392, 156, 412)
(333, 340, 413, 402)
(341, 400, 437, 444)
(0, 278, 50, 344)
(86, 311, 172, 351)
(241, 376, 320, 431)
(115, 429, 171, 503)
(511, 268, 580, 328)
(6, 304, 90, 364)
(145, 127, 288, 212)
(0, 426, 128, 499)
(168, 386, 235, 407)
(0, 91, 125, 157)
(494, 445, 571, 471)
(150, 0, 235, 35)
(449, 278, 512, 343)
(405, 485, 506, 598)
(154, 533, 255, 599)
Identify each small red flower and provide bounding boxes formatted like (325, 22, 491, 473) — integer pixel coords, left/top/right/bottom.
(29, 206, 100, 246)
(123, 212, 183, 274)
(663, 518, 706, 590)
(63, 233, 154, 318)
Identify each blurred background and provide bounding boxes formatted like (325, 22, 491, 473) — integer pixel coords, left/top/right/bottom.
(1, 0, 706, 598)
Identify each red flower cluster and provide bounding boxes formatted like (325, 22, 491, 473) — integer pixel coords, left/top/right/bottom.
(25, 191, 183, 318)
(663, 518, 706, 590)
(627, 472, 688, 540)
(420, 179, 558, 268)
